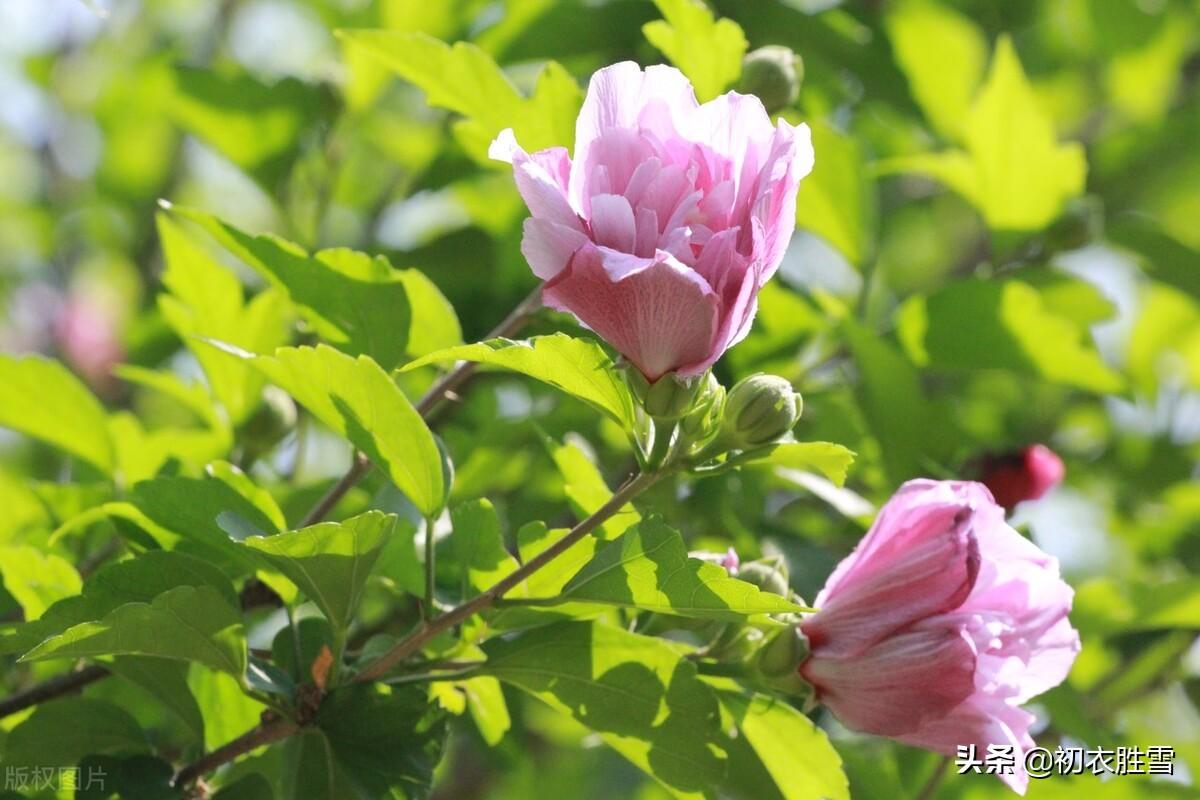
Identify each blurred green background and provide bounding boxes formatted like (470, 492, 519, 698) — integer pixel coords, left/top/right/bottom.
(1, 1, 1199, 798)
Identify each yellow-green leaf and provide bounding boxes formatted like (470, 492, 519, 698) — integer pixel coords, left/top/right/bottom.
(643, 0, 747, 102)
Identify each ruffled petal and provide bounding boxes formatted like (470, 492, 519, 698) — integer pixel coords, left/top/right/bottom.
(521, 218, 589, 281)
(542, 243, 719, 381)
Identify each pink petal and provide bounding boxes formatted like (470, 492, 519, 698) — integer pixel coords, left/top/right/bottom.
(589, 193, 636, 253)
(490, 128, 580, 230)
(542, 243, 719, 381)
(521, 218, 589, 281)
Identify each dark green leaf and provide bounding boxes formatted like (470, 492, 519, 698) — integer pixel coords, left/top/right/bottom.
(3, 698, 146, 768)
(452, 499, 520, 595)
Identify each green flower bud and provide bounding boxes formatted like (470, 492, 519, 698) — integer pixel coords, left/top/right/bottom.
(736, 46, 804, 113)
(643, 372, 701, 420)
(721, 373, 802, 448)
(736, 556, 790, 598)
(679, 373, 725, 445)
(755, 626, 810, 679)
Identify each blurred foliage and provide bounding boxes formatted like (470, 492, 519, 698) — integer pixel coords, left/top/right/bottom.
(0, 0, 1198, 799)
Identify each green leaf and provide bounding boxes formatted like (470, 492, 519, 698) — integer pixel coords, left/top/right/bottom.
(107, 656, 206, 744)
(287, 684, 447, 799)
(338, 30, 582, 160)
(0, 545, 81, 620)
(484, 621, 727, 796)
(171, 206, 461, 369)
(719, 692, 850, 800)
(2, 697, 146, 768)
(738, 441, 856, 487)
(0, 354, 114, 473)
(405, 334, 637, 430)
(516, 521, 600, 599)
(548, 438, 641, 539)
(1, 549, 238, 656)
(885, 0, 988, 141)
(559, 518, 803, 620)
(157, 212, 292, 425)
(229, 344, 447, 516)
(451, 499, 521, 595)
(876, 36, 1087, 232)
(462, 675, 511, 746)
(1127, 283, 1200, 396)
(130, 472, 284, 573)
(795, 121, 874, 266)
(244, 511, 395, 635)
(896, 278, 1124, 392)
(190, 669, 267, 752)
(22, 584, 247, 678)
(167, 66, 322, 188)
(643, 0, 747, 102)
(842, 319, 937, 484)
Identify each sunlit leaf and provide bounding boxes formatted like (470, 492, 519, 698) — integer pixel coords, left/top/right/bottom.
(0, 354, 114, 473)
(643, 0, 747, 102)
(737, 441, 856, 486)
(404, 334, 637, 430)
(244, 511, 395, 636)
(22, 584, 247, 678)
(170, 206, 461, 369)
(896, 278, 1124, 392)
(0, 545, 81, 620)
(226, 344, 447, 516)
(484, 621, 727, 796)
(547, 437, 641, 539)
(451, 499, 521, 596)
(877, 37, 1087, 232)
(559, 518, 804, 619)
(795, 120, 874, 266)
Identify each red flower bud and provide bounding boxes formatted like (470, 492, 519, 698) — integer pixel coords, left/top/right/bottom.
(980, 445, 1065, 510)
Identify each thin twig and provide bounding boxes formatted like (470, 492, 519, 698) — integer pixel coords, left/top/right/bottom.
(353, 470, 661, 684)
(915, 755, 951, 800)
(0, 664, 110, 719)
(172, 715, 299, 788)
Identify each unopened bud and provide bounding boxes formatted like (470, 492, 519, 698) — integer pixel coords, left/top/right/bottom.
(722, 374, 802, 448)
(690, 547, 740, 576)
(737, 46, 804, 113)
(755, 626, 810, 679)
(643, 372, 701, 420)
(241, 386, 298, 457)
(679, 373, 724, 445)
(736, 556, 790, 598)
(980, 444, 1064, 511)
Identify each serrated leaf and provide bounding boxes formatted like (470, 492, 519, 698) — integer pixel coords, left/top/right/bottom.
(483, 621, 727, 796)
(3, 697, 147, 768)
(170, 206, 461, 369)
(404, 334, 636, 430)
(107, 656, 206, 744)
(896, 278, 1124, 392)
(876, 36, 1086, 231)
(547, 438, 641, 539)
(451, 499, 521, 596)
(228, 344, 446, 516)
(157, 212, 292, 425)
(559, 518, 803, 620)
(738, 441, 856, 487)
(338, 30, 581, 160)
(719, 692, 850, 800)
(885, 0, 988, 141)
(1, 549, 238, 656)
(0, 545, 81, 620)
(643, 0, 747, 102)
(0, 354, 114, 473)
(244, 511, 394, 635)
(22, 584, 247, 677)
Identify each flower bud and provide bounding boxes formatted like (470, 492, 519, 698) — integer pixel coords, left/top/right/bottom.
(721, 374, 802, 448)
(643, 372, 701, 420)
(980, 444, 1064, 511)
(736, 46, 804, 113)
(752, 626, 813, 699)
(679, 374, 724, 445)
(689, 547, 739, 575)
(735, 556, 790, 598)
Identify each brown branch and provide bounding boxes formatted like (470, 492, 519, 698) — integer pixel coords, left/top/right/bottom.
(172, 715, 299, 788)
(353, 470, 661, 683)
(0, 664, 110, 719)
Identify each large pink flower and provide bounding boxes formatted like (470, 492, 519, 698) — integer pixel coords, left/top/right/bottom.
(799, 480, 1080, 795)
(491, 61, 813, 381)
